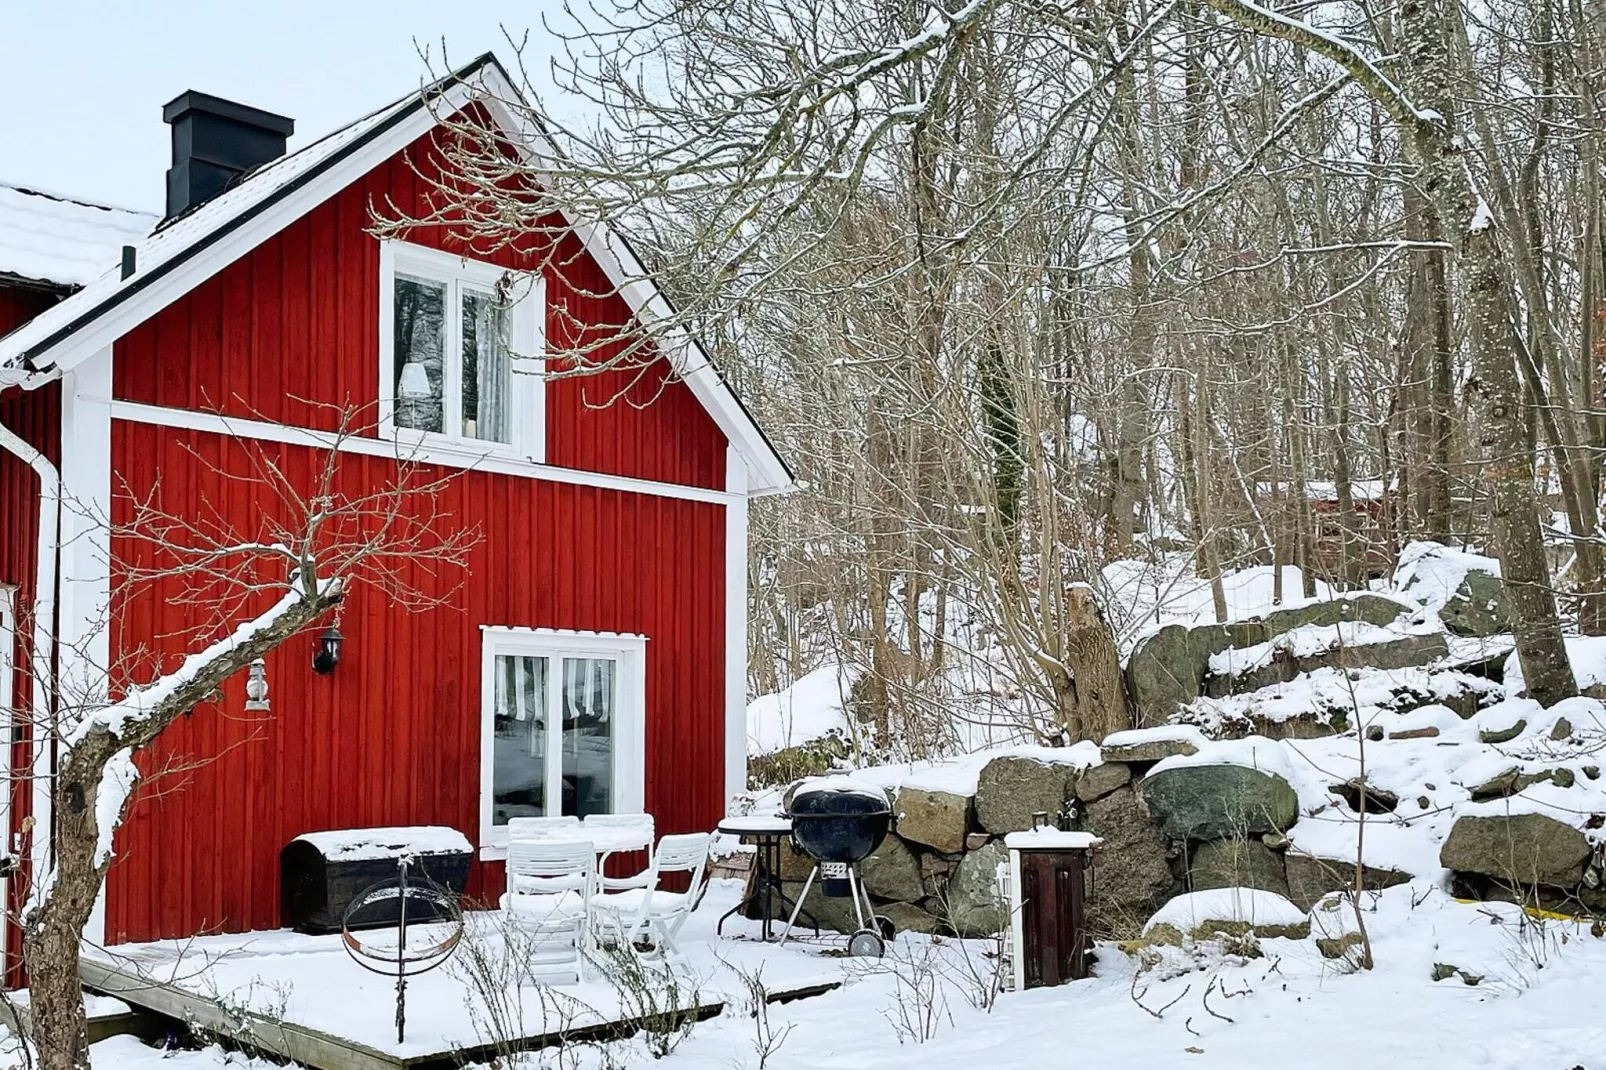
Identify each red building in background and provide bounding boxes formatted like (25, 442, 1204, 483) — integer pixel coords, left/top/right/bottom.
(0, 55, 789, 966)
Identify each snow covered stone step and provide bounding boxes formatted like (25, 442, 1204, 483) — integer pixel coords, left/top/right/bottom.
(1142, 888, 1311, 944)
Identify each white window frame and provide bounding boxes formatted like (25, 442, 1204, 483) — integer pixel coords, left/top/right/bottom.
(378, 239, 546, 461)
(478, 627, 647, 857)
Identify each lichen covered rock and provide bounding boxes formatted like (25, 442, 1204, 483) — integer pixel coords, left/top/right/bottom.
(1139, 762, 1299, 841)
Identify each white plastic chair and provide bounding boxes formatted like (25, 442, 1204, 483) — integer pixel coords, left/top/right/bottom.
(590, 832, 710, 956)
(501, 838, 596, 983)
(506, 815, 582, 842)
(582, 813, 656, 891)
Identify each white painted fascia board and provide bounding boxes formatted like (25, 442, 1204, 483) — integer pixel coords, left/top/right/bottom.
(105, 399, 740, 506)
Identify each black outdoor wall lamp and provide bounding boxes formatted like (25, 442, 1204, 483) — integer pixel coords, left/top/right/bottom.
(313, 625, 344, 675)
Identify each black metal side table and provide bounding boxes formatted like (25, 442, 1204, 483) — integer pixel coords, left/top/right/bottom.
(715, 815, 817, 941)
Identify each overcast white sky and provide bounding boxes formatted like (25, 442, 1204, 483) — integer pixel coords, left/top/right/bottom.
(0, 1, 569, 211)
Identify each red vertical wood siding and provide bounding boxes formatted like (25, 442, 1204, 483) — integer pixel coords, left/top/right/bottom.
(112, 126, 725, 491)
(97, 124, 734, 944)
(0, 279, 63, 980)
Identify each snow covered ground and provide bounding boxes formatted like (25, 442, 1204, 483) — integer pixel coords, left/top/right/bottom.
(45, 880, 1606, 1069)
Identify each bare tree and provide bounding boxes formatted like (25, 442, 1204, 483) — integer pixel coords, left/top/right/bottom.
(14, 409, 475, 1070)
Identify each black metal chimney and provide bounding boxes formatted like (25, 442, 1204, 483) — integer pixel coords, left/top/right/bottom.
(162, 90, 294, 218)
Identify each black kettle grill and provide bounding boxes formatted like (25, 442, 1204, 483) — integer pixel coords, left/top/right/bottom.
(780, 780, 896, 956)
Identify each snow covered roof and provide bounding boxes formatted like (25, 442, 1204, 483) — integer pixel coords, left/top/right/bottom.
(0, 183, 156, 290)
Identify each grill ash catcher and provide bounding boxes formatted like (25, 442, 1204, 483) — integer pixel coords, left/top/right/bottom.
(779, 778, 896, 957)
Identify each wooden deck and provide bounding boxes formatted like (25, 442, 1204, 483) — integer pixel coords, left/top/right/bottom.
(76, 892, 847, 1070)
(80, 955, 839, 1070)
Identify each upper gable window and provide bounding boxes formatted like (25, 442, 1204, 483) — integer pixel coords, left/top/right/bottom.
(379, 241, 544, 458)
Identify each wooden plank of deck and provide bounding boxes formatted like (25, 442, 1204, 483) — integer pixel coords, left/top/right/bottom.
(80, 954, 841, 1070)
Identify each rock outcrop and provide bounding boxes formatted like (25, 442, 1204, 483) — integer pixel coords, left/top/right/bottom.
(1439, 813, 1592, 887)
(1140, 763, 1300, 841)
(975, 755, 1074, 834)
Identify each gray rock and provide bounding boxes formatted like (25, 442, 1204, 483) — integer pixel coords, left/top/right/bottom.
(859, 834, 924, 903)
(1188, 839, 1289, 897)
(1100, 730, 1202, 765)
(877, 900, 947, 936)
(965, 833, 992, 851)
(1076, 761, 1133, 802)
(1440, 813, 1592, 887)
(1551, 717, 1574, 742)
(894, 786, 973, 854)
(975, 756, 1074, 834)
(1083, 786, 1180, 924)
(947, 840, 1009, 937)
(1284, 853, 1412, 911)
(1124, 595, 1414, 725)
(1479, 718, 1528, 744)
(1261, 592, 1413, 633)
(1125, 624, 1208, 726)
(1140, 764, 1300, 841)
(1440, 569, 1507, 638)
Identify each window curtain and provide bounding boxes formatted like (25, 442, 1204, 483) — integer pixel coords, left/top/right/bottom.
(475, 298, 510, 443)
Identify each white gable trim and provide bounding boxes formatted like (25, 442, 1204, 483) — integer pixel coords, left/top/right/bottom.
(4, 58, 792, 497)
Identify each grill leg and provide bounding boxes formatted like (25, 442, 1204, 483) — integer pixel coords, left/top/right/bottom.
(778, 865, 819, 946)
(844, 866, 868, 931)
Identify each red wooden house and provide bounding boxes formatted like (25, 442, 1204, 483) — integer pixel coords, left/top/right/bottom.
(0, 55, 790, 967)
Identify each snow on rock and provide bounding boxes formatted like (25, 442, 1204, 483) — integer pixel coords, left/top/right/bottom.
(1396, 540, 1501, 610)
(1144, 887, 1309, 939)
(1149, 735, 1298, 781)
(746, 662, 859, 755)
(1207, 620, 1437, 678)
(292, 825, 473, 861)
(1101, 557, 1334, 637)
(840, 742, 1100, 798)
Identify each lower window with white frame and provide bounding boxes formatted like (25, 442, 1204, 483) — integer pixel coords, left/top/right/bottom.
(479, 627, 646, 852)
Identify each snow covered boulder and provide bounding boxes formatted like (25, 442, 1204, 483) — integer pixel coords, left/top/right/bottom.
(974, 755, 1074, 834)
(1395, 541, 1506, 637)
(1142, 888, 1310, 944)
(894, 786, 973, 854)
(1439, 813, 1591, 888)
(1139, 758, 1299, 842)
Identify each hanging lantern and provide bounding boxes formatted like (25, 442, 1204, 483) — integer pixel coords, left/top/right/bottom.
(244, 658, 270, 711)
(313, 625, 344, 675)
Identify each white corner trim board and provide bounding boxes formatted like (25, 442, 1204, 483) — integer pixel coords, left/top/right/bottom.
(724, 446, 750, 808)
(104, 399, 741, 506)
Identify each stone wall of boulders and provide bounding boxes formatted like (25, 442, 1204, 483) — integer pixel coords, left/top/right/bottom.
(769, 734, 1409, 939)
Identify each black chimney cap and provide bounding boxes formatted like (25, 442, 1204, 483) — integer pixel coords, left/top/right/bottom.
(162, 90, 294, 219)
(161, 90, 294, 137)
